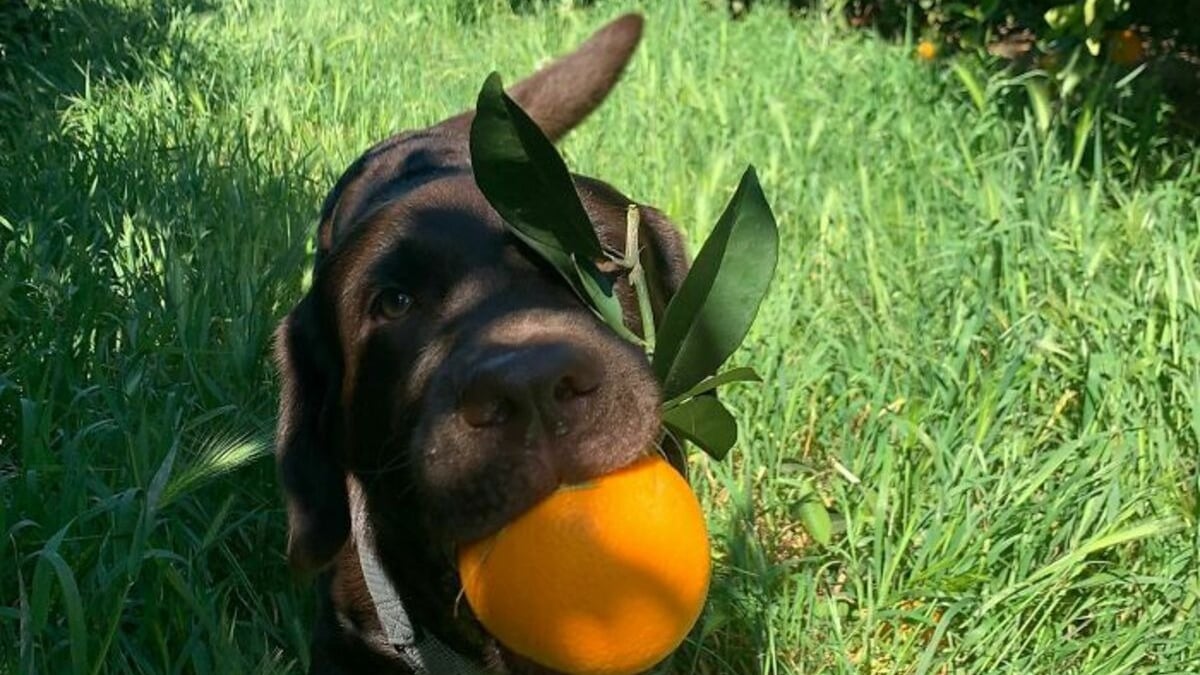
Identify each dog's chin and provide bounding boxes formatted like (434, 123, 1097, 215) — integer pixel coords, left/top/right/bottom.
(417, 413, 663, 551)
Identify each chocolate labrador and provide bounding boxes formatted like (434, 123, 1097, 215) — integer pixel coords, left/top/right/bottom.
(274, 13, 695, 674)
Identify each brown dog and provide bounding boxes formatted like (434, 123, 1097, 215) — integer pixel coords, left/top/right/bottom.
(274, 13, 694, 674)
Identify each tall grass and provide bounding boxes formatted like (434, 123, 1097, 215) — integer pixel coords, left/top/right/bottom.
(2, 0, 1198, 672)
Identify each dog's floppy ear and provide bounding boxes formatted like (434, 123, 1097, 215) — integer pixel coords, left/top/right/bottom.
(438, 13, 644, 142)
(274, 296, 349, 574)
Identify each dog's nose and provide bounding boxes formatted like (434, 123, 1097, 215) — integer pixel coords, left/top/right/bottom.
(458, 343, 602, 434)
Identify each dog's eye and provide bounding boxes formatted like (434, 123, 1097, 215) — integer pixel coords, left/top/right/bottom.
(371, 289, 414, 320)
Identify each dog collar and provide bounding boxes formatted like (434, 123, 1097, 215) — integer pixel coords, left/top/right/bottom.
(350, 490, 487, 674)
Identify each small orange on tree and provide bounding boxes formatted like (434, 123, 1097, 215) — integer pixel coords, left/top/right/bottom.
(916, 39, 939, 61)
(1107, 28, 1145, 65)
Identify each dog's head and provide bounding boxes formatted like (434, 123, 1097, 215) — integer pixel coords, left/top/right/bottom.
(274, 12, 689, 665)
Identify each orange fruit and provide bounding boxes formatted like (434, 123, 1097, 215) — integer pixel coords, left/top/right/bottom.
(916, 40, 939, 61)
(457, 455, 711, 675)
(1108, 29, 1144, 66)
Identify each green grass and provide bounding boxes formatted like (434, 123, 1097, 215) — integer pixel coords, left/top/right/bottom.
(2, 0, 1199, 672)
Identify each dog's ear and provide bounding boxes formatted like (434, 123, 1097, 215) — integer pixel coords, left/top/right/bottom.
(274, 296, 350, 574)
(505, 13, 643, 141)
(438, 13, 644, 142)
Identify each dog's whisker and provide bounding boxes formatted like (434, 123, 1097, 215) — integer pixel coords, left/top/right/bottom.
(355, 453, 417, 477)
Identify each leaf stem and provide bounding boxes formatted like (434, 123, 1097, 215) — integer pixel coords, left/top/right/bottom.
(626, 204, 656, 347)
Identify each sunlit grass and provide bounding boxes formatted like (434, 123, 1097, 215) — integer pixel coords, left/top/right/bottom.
(2, 0, 1198, 673)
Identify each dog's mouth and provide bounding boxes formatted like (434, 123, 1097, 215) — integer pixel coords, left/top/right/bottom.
(412, 341, 665, 550)
(352, 294, 667, 563)
(423, 417, 664, 552)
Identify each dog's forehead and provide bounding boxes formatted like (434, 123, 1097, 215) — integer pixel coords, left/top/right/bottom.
(311, 151, 646, 327)
(317, 174, 510, 293)
(364, 174, 507, 265)
(317, 130, 470, 256)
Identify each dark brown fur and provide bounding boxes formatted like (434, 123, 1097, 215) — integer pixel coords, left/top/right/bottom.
(274, 14, 692, 674)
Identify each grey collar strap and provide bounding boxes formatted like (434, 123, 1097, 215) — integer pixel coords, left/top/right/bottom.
(349, 484, 487, 674)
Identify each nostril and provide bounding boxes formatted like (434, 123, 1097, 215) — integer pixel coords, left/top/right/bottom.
(461, 396, 515, 428)
(554, 364, 602, 402)
(458, 344, 603, 431)
(553, 376, 597, 402)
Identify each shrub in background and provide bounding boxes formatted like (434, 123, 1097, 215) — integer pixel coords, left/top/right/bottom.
(825, 1, 1200, 52)
(784, 0, 1200, 179)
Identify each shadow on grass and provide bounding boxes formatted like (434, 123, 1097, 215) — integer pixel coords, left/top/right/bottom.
(0, 0, 308, 461)
(1, 1, 322, 671)
(2, 0, 175, 467)
(0, 0, 213, 115)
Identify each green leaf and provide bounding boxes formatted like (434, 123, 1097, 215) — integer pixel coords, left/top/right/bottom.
(470, 73, 632, 337)
(29, 525, 64, 634)
(950, 60, 987, 113)
(663, 366, 762, 409)
(470, 72, 603, 263)
(1044, 4, 1083, 33)
(1060, 47, 1088, 97)
(573, 254, 639, 343)
(1072, 97, 1097, 171)
(146, 438, 178, 513)
(662, 396, 738, 460)
(43, 550, 88, 673)
(26, 520, 88, 671)
(653, 167, 779, 399)
(796, 492, 833, 546)
(1025, 79, 1053, 134)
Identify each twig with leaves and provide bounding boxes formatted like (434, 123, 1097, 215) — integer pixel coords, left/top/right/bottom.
(470, 71, 779, 461)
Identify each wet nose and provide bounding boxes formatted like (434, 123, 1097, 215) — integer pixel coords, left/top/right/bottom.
(458, 343, 602, 436)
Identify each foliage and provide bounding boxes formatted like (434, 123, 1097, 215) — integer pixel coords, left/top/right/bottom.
(835, 0, 1200, 180)
(720, 2, 1200, 185)
(837, 0, 1200, 50)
